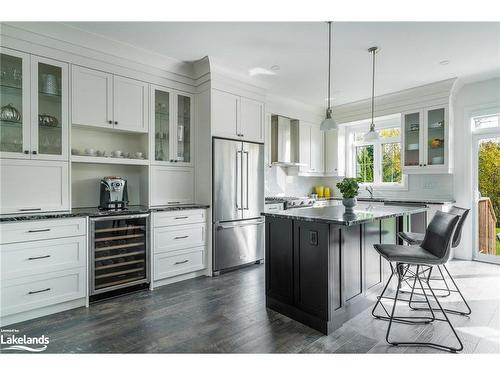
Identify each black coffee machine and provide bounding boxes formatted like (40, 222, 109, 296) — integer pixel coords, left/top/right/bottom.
(99, 176, 129, 210)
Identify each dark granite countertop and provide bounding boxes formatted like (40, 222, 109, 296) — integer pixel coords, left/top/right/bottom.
(319, 197, 455, 205)
(0, 204, 210, 222)
(262, 203, 428, 226)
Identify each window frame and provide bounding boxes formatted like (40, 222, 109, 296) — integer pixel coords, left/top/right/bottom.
(345, 117, 408, 191)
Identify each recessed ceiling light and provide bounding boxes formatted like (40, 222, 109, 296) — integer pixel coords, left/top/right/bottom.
(270, 65, 280, 71)
(439, 60, 450, 65)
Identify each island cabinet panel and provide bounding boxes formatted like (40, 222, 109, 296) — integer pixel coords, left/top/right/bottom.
(381, 218, 397, 281)
(341, 225, 362, 302)
(364, 221, 382, 291)
(293, 221, 329, 320)
(265, 217, 294, 304)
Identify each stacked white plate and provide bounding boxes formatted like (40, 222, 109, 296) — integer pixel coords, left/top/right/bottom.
(407, 143, 419, 151)
(431, 156, 444, 164)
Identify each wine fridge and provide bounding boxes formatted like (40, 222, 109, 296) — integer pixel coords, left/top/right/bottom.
(89, 214, 150, 300)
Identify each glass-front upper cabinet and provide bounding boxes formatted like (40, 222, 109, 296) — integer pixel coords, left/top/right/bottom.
(175, 94, 192, 164)
(31, 56, 69, 160)
(153, 87, 170, 162)
(0, 48, 68, 160)
(425, 107, 446, 167)
(402, 111, 422, 169)
(402, 105, 449, 174)
(0, 48, 30, 158)
(151, 86, 193, 166)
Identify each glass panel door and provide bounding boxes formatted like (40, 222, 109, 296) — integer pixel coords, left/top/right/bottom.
(176, 94, 191, 163)
(426, 107, 445, 166)
(403, 111, 421, 167)
(154, 89, 170, 162)
(474, 136, 500, 263)
(37, 62, 63, 156)
(0, 52, 27, 155)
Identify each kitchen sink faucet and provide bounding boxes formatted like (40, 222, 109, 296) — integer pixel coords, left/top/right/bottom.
(365, 185, 374, 199)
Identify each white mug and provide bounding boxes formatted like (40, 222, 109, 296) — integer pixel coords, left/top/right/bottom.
(85, 148, 96, 156)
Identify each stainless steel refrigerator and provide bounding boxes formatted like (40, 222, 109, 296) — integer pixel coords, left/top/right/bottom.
(212, 138, 264, 274)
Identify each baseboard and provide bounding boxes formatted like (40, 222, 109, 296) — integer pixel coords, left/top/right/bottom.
(0, 298, 87, 328)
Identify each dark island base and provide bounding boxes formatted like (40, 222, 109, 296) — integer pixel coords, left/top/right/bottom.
(265, 215, 412, 335)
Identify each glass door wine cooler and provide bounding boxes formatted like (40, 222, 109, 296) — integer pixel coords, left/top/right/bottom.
(90, 214, 150, 299)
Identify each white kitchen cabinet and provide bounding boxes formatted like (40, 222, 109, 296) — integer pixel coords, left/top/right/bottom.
(402, 105, 450, 174)
(72, 66, 148, 133)
(0, 48, 69, 160)
(150, 166, 194, 206)
(211, 89, 264, 142)
(324, 129, 340, 176)
(71, 65, 113, 129)
(0, 159, 69, 214)
(151, 86, 193, 166)
(239, 97, 264, 142)
(299, 122, 324, 174)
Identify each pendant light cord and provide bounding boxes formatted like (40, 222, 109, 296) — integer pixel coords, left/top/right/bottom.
(327, 21, 332, 111)
(371, 48, 375, 126)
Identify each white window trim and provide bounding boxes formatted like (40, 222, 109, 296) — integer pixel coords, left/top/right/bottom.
(345, 120, 408, 191)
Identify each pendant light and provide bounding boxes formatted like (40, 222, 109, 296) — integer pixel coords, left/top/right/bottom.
(363, 46, 380, 141)
(320, 21, 337, 131)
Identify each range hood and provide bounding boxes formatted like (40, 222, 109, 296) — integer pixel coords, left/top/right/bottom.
(270, 115, 304, 167)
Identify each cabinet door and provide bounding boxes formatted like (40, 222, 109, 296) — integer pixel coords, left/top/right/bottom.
(151, 86, 172, 163)
(71, 66, 113, 129)
(324, 130, 339, 175)
(31, 56, 69, 161)
(402, 110, 423, 172)
(174, 93, 193, 165)
(425, 106, 447, 169)
(0, 159, 69, 214)
(310, 125, 324, 173)
(299, 123, 311, 173)
(150, 166, 194, 206)
(211, 89, 239, 139)
(113, 75, 148, 133)
(0, 47, 31, 159)
(240, 97, 264, 142)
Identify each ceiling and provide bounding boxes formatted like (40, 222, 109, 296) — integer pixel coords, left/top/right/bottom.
(65, 22, 500, 107)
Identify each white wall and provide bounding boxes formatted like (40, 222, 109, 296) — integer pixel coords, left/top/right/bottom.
(452, 77, 500, 260)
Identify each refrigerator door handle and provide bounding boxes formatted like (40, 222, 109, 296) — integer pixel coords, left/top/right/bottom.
(243, 150, 249, 210)
(236, 150, 242, 210)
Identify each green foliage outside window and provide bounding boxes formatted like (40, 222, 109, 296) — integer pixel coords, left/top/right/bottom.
(478, 140, 500, 226)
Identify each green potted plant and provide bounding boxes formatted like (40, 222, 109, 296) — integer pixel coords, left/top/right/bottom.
(336, 178, 360, 213)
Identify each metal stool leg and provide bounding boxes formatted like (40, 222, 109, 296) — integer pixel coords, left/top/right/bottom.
(386, 266, 464, 353)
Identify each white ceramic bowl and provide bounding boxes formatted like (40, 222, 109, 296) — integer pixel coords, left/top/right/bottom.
(111, 150, 122, 158)
(85, 148, 96, 156)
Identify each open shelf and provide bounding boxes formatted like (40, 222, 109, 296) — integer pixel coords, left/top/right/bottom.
(71, 155, 149, 166)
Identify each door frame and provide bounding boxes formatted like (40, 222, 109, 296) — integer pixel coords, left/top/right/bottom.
(471, 108, 500, 264)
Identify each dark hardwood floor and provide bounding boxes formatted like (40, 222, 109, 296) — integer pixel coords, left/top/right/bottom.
(2, 260, 499, 353)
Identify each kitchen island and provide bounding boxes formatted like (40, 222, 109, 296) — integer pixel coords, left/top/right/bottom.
(262, 203, 428, 334)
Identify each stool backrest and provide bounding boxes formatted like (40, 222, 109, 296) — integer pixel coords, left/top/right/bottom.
(421, 211, 460, 261)
(448, 206, 470, 248)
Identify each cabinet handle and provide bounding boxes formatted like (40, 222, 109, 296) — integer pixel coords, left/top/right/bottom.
(19, 208, 42, 211)
(174, 235, 189, 240)
(419, 164, 423, 167)
(28, 288, 51, 295)
(167, 201, 180, 204)
(27, 228, 51, 233)
(24, 150, 29, 154)
(174, 160, 178, 163)
(114, 121, 118, 125)
(32, 150, 37, 155)
(424, 164, 427, 166)
(108, 120, 113, 124)
(28, 255, 51, 260)
(174, 260, 189, 265)
(175, 216, 189, 220)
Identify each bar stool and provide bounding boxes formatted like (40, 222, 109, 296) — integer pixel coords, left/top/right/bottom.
(371, 211, 463, 352)
(398, 206, 471, 316)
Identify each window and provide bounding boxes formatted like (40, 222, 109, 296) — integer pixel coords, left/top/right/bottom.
(473, 114, 500, 130)
(346, 118, 405, 188)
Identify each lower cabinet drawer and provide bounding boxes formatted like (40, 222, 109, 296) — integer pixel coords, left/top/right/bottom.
(0, 268, 86, 317)
(0, 217, 87, 244)
(1, 236, 86, 280)
(154, 248, 204, 280)
(154, 223, 205, 254)
(154, 209, 206, 227)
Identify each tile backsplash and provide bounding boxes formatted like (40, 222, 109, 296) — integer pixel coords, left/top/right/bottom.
(265, 166, 454, 200)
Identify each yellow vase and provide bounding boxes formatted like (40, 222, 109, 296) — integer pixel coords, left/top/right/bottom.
(315, 186, 324, 198)
(324, 187, 331, 198)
